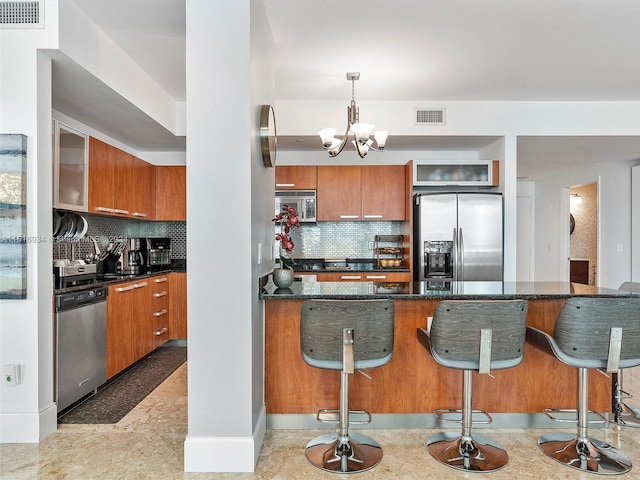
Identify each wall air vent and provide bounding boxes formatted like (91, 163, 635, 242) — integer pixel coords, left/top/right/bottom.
(0, 1, 43, 28)
(416, 108, 446, 126)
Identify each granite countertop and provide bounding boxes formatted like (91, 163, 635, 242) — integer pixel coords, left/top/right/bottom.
(54, 268, 185, 295)
(260, 280, 637, 300)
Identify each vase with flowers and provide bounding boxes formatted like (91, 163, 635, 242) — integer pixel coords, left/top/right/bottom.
(272, 205, 300, 288)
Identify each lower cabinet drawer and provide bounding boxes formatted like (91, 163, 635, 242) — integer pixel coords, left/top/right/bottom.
(317, 272, 411, 282)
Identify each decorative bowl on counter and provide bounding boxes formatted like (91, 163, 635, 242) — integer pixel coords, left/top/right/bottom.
(380, 259, 403, 268)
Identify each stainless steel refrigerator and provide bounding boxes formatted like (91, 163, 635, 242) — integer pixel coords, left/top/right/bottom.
(413, 192, 503, 281)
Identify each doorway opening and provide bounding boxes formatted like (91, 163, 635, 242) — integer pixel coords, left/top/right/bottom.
(569, 182, 598, 285)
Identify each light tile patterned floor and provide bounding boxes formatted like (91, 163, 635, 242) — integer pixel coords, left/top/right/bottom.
(2, 363, 640, 479)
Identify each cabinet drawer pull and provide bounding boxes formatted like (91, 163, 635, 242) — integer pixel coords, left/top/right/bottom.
(154, 327, 168, 336)
(96, 206, 116, 213)
(114, 209, 129, 215)
(115, 285, 135, 292)
(363, 214, 383, 219)
(134, 281, 148, 288)
(366, 275, 387, 280)
(154, 291, 168, 298)
(154, 309, 168, 317)
(132, 212, 147, 217)
(339, 215, 360, 219)
(341, 275, 362, 280)
(275, 183, 295, 187)
(153, 277, 168, 283)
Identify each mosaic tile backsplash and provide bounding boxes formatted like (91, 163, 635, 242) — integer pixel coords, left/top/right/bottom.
(53, 211, 186, 262)
(285, 221, 404, 260)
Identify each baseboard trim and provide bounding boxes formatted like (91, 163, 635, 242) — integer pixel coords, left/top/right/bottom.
(267, 412, 609, 430)
(0, 402, 57, 443)
(184, 405, 266, 472)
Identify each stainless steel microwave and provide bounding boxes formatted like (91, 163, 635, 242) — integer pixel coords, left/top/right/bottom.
(275, 190, 316, 222)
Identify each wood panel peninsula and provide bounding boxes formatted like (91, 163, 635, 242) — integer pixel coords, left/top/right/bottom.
(261, 281, 638, 428)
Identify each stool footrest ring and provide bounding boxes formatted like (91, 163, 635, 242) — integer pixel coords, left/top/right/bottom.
(435, 408, 493, 425)
(316, 409, 372, 425)
(543, 408, 608, 425)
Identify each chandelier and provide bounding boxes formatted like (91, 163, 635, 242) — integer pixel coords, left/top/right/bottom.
(318, 72, 388, 158)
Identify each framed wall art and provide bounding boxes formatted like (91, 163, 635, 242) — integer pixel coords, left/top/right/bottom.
(0, 134, 27, 299)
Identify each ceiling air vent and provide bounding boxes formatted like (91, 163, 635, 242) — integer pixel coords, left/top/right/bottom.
(0, 1, 43, 29)
(416, 108, 446, 126)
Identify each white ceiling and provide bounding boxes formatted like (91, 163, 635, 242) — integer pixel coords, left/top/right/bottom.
(55, 0, 640, 176)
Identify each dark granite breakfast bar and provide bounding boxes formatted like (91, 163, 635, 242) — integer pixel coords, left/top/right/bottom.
(261, 281, 637, 426)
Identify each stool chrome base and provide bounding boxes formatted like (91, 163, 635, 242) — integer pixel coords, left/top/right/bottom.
(305, 432, 383, 474)
(427, 431, 509, 472)
(538, 432, 632, 475)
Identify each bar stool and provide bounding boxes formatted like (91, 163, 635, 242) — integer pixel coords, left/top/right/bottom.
(611, 282, 640, 427)
(526, 297, 640, 475)
(300, 299, 395, 474)
(417, 299, 528, 472)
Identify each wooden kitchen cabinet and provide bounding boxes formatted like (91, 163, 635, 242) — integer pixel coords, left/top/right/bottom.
(156, 166, 186, 220)
(88, 137, 116, 215)
(169, 272, 187, 339)
(130, 279, 153, 360)
(106, 274, 173, 379)
(106, 279, 142, 378)
(150, 275, 171, 348)
(570, 259, 590, 285)
(317, 166, 362, 220)
(88, 137, 138, 217)
(362, 165, 405, 220)
(316, 272, 411, 282)
(131, 156, 156, 219)
(275, 166, 317, 190)
(317, 165, 405, 221)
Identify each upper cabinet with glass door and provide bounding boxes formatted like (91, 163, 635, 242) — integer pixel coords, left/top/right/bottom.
(53, 121, 89, 211)
(413, 160, 499, 187)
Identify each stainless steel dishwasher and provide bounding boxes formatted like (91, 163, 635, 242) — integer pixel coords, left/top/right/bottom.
(54, 286, 108, 413)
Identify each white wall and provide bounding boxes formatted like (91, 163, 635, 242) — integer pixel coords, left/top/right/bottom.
(534, 159, 638, 288)
(274, 100, 640, 286)
(57, 0, 183, 136)
(183, 0, 273, 472)
(0, 1, 59, 442)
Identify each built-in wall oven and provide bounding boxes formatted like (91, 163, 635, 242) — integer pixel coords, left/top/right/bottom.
(54, 286, 107, 413)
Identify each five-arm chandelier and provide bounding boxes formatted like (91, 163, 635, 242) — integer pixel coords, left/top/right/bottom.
(318, 72, 388, 158)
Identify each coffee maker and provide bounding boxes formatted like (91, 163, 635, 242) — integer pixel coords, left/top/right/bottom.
(121, 238, 145, 275)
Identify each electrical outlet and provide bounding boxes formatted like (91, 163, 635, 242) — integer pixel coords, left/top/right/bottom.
(258, 242, 263, 264)
(4, 363, 22, 386)
(368, 241, 375, 250)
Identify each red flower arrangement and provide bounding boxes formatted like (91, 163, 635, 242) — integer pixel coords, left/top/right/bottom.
(273, 206, 300, 270)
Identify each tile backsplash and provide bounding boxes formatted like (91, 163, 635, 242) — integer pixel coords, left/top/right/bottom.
(286, 221, 404, 260)
(53, 211, 186, 261)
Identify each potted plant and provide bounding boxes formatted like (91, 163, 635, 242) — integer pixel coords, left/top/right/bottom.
(272, 206, 299, 288)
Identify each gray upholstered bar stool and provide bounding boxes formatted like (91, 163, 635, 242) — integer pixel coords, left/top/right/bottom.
(526, 297, 640, 475)
(417, 299, 528, 473)
(300, 299, 395, 474)
(611, 282, 640, 427)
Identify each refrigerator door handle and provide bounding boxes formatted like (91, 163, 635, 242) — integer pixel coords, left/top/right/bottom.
(459, 227, 464, 281)
(452, 227, 458, 280)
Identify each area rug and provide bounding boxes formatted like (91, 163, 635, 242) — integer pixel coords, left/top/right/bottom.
(58, 346, 187, 424)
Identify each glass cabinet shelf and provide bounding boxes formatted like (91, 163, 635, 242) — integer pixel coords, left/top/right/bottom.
(413, 160, 499, 186)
